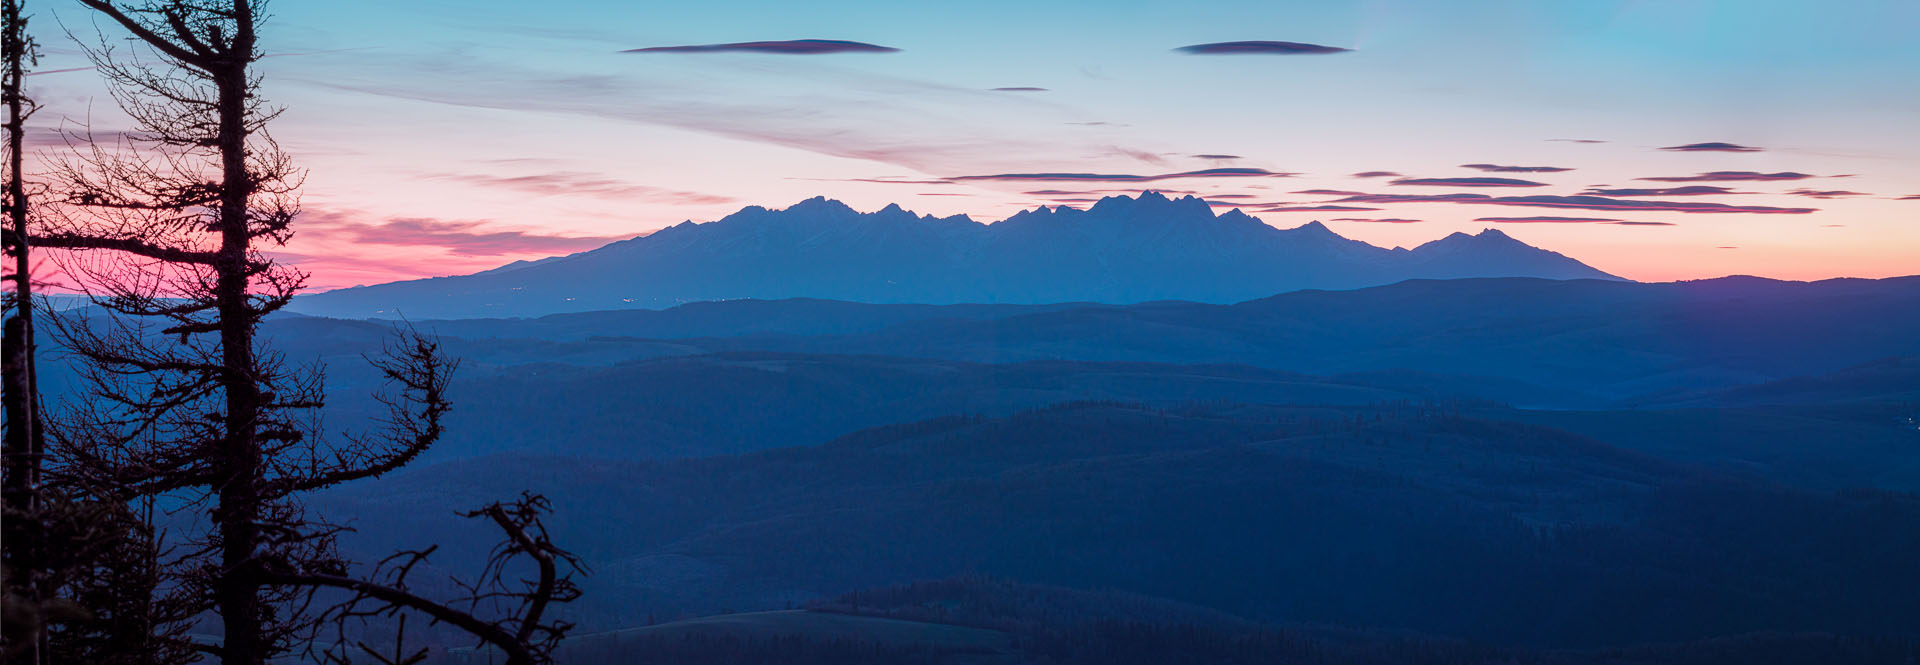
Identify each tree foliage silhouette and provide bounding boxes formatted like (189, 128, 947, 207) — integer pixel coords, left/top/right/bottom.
(8, 2, 584, 664)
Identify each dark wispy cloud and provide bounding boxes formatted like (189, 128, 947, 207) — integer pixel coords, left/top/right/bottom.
(1334, 192, 1816, 214)
(21, 126, 147, 151)
(300, 210, 627, 257)
(1549, 138, 1607, 144)
(1193, 154, 1242, 160)
(1659, 141, 1763, 152)
(1175, 41, 1351, 55)
(1638, 171, 1816, 182)
(1475, 216, 1619, 223)
(622, 39, 900, 55)
(1460, 163, 1573, 173)
(316, 38, 1262, 181)
(1109, 146, 1172, 166)
(1331, 217, 1422, 223)
(424, 171, 735, 204)
(1582, 185, 1744, 197)
(1257, 205, 1381, 212)
(824, 177, 957, 185)
(1336, 193, 1488, 204)
(990, 86, 1049, 92)
(24, 65, 102, 78)
(1022, 189, 1199, 196)
(1785, 189, 1869, 199)
(1392, 177, 1548, 187)
(1292, 189, 1365, 196)
(264, 250, 463, 280)
(28, 48, 358, 79)
(1475, 216, 1675, 226)
(1897, 195, 1920, 201)
(949, 167, 1294, 182)
(1351, 171, 1401, 178)
(305, 67, 1020, 174)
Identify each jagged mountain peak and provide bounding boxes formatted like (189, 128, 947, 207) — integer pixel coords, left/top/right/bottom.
(292, 194, 1625, 319)
(1417, 227, 1532, 253)
(1089, 190, 1207, 212)
(776, 196, 864, 221)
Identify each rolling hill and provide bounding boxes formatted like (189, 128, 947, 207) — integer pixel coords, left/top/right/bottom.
(318, 402, 1920, 650)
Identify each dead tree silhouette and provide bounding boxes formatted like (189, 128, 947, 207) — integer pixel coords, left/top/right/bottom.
(13, 2, 583, 664)
(3, 1, 57, 661)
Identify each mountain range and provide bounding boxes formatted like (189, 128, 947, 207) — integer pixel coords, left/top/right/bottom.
(290, 192, 1621, 319)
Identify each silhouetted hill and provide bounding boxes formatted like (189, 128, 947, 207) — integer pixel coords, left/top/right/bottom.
(412, 299, 1087, 342)
(321, 350, 1914, 490)
(290, 193, 1620, 319)
(402, 353, 1587, 460)
(319, 402, 1920, 650)
(276, 275, 1920, 402)
(1488, 405, 1920, 492)
(644, 275, 1920, 397)
(554, 603, 1919, 665)
(47, 277, 1920, 472)
(1636, 357, 1920, 408)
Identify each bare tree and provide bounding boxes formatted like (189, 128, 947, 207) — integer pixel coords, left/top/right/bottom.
(274, 493, 586, 665)
(3, 494, 198, 665)
(2, 1, 49, 662)
(4, 7, 178, 662)
(24, 3, 584, 664)
(32, 1, 332, 661)
(1, 0, 39, 459)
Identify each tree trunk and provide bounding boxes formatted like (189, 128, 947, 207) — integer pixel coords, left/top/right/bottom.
(2, 0, 44, 660)
(211, 2, 265, 662)
(2, 0, 40, 504)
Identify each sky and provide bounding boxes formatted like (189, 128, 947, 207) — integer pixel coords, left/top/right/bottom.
(21, 0, 1920, 290)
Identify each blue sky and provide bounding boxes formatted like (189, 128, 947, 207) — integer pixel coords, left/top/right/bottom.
(23, 0, 1920, 287)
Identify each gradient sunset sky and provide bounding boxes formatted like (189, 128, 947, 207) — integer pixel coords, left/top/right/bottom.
(24, 0, 1919, 290)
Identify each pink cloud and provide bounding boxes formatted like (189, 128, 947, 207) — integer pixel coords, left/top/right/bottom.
(1785, 189, 1870, 199)
(1460, 163, 1572, 173)
(622, 40, 900, 55)
(1258, 205, 1381, 212)
(1334, 193, 1816, 214)
(425, 171, 735, 204)
(1582, 186, 1746, 196)
(299, 209, 630, 257)
(1638, 171, 1815, 182)
(950, 167, 1296, 182)
(1392, 177, 1549, 188)
(1659, 142, 1763, 152)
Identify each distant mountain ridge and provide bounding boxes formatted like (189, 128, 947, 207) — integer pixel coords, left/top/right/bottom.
(292, 192, 1622, 319)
